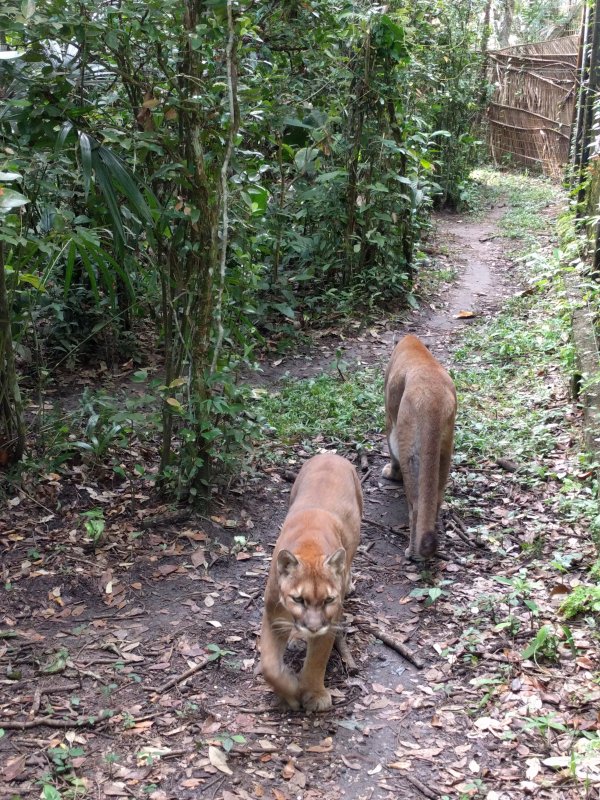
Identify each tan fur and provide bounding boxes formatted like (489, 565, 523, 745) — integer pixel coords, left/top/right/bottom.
(382, 335, 456, 560)
(259, 453, 362, 712)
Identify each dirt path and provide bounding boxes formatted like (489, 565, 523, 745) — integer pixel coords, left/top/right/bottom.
(2, 180, 598, 800)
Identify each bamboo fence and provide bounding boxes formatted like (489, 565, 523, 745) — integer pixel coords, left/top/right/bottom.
(487, 35, 579, 177)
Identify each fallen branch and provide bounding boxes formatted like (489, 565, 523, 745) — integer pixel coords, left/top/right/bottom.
(363, 516, 393, 532)
(359, 468, 372, 485)
(405, 773, 440, 799)
(446, 511, 486, 550)
(0, 710, 114, 731)
(151, 655, 212, 693)
(334, 632, 358, 675)
(357, 621, 424, 670)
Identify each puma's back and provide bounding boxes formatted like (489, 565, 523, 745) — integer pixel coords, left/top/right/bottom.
(383, 335, 456, 560)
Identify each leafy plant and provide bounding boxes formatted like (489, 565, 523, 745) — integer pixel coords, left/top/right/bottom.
(521, 625, 560, 663)
(410, 582, 452, 607)
(560, 585, 600, 620)
(80, 508, 105, 545)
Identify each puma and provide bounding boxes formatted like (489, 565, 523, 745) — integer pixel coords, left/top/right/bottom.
(382, 334, 456, 560)
(259, 453, 362, 712)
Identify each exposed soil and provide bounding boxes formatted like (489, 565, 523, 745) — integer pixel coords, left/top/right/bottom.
(1, 196, 598, 800)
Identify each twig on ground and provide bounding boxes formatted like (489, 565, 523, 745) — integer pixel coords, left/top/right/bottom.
(0, 710, 115, 731)
(360, 468, 372, 484)
(363, 516, 393, 532)
(244, 590, 262, 610)
(447, 511, 486, 549)
(151, 655, 212, 693)
(356, 620, 424, 670)
(404, 773, 440, 799)
(334, 633, 358, 675)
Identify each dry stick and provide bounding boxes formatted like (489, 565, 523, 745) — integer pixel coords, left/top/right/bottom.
(359, 467, 372, 485)
(0, 711, 114, 731)
(151, 655, 212, 694)
(404, 773, 440, 799)
(357, 621, 424, 670)
(363, 516, 393, 532)
(447, 512, 486, 550)
(334, 633, 358, 675)
(0, 709, 159, 732)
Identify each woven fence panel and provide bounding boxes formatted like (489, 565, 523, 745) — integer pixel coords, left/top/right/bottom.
(487, 35, 578, 177)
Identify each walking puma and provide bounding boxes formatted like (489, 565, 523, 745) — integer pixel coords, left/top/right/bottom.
(259, 453, 362, 712)
(383, 335, 456, 560)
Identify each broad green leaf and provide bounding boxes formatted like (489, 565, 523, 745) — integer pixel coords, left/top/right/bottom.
(41, 648, 69, 674)
(167, 377, 187, 389)
(272, 302, 295, 320)
(0, 171, 21, 181)
(96, 146, 153, 223)
(522, 626, 549, 660)
(166, 397, 184, 412)
(21, 0, 36, 18)
(0, 51, 25, 60)
(18, 273, 44, 290)
(0, 187, 29, 212)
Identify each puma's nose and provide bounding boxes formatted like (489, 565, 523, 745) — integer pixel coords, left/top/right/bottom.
(305, 612, 324, 633)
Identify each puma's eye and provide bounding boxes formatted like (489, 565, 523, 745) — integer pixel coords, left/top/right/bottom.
(324, 596, 337, 605)
(291, 596, 304, 605)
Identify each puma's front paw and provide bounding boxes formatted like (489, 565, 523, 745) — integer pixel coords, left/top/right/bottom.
(405, 545, 422, 562)
(382, 463, 402, 481)
(301, 688, 332, 712)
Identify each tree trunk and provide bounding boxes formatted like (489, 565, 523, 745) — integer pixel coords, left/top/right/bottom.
(0, 243, 25, 465)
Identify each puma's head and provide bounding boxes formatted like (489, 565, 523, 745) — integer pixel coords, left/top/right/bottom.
(276, 547, 346, 638)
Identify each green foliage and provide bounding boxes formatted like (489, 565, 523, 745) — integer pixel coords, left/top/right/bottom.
(521, 625, 560, 663)
(80, 508, 105, 545)
(253, 366, 384, 456)
(0, 0, 487, 489)
(560, 584, 600, 620)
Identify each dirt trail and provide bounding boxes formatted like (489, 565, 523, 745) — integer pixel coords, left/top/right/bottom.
(2, 194, 596, 800)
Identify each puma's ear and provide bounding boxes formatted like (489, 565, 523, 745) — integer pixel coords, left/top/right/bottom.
(325, 547, 346, 576)
(277, 549, 299, 577)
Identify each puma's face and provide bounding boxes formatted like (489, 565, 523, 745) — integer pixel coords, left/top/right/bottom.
(277, 548, 346, 638)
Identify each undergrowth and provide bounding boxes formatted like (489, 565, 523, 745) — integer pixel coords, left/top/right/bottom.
(253, 366, 384, 459)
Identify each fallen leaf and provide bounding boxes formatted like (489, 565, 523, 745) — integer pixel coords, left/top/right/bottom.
(307, 736, 333, 753)
(281, 761, 295, 780)
(191, 547, 207, 568)
(341, 755, 361, 770)
(455, 310, 476, 319)
(3, 755, 26, 781)
(526, 757, 541, 780)
(208, 745, 233, 775)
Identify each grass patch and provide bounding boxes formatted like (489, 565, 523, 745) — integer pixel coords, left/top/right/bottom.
(253, 367, 384, 457)
(452, 169, 598, 540)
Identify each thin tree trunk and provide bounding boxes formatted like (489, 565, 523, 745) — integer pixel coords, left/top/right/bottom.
(0, 242, 25, 464)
